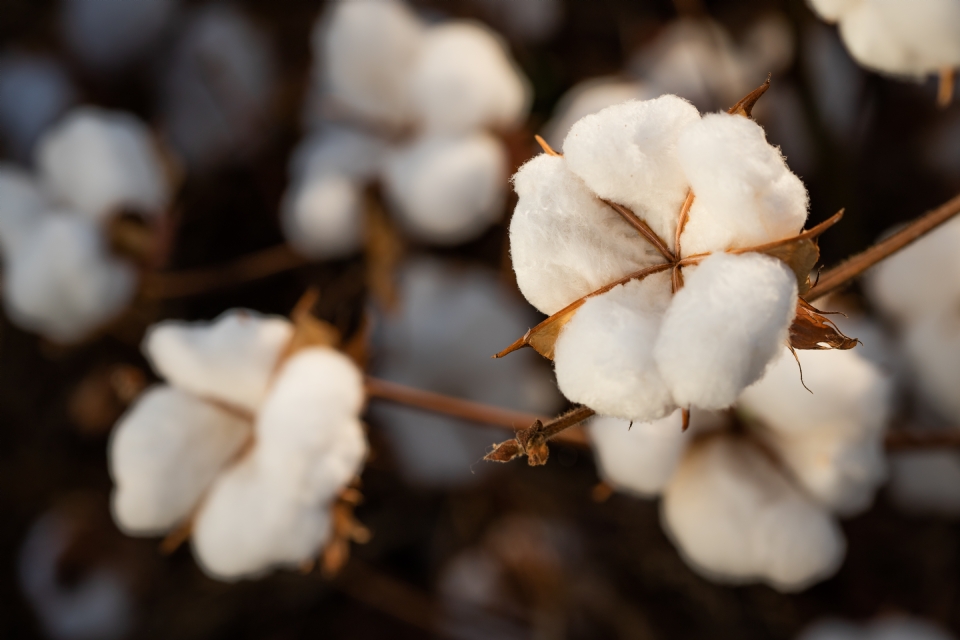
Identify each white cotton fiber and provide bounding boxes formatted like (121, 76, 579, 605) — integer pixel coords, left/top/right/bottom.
(318, 0, 423, 128)
(587, 411, 691, 496)
(562, 96, 701, 246)
(554, 274, 676, 423)
(0, 54, 75, 162)
(3, 214, 137, 343)
(888, 449, 960, 516)
(36, 107, 169, 222)
(661, 436, 845, 591)
(510, 154, 667, 315)
(677, 112, 808, 256)
(289, 127, 386, 183)
(808, 0, 863, 22)
(654, 252, 798, 410)
(382, 132, 507, 245)
(281, 172, 365, 260)
(410, 22, 530, 134)
(191, 455, 333, 581)
(540, 77, 658, 149)
(109, 386, 252, 534)
(143, 310, 294, 414)
(254, 348, 368, 505)
(903, 313, 960, 423)
(739, 348, 891, 515)
(0, 166, 45, 255)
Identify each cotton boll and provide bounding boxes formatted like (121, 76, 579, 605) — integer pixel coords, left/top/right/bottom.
(190, 456, 333, 581)
(888, 450, 960, 516)
(510, 154, 668, 315)
(540, 77, 658, 149)
(36, 107, 170, 222)
(61, 0, 176, 74)
(554, 274, 676, 423)
(662, 435, 845, 591)
(587, 411, 691, 496)
(382, 132, 508, 245)
(3, 214, 137, 343)
(281, 172, 365, 260)
(318, 0, 423, 129)
(143, 310, 294, 414)
(0, 166, 46, 255)
(254, 348, 367, 504)
(655, 252, 798, 410)
(678, 112, 809, 256)
(289, 126, 387, 183)
(0, 54, 75, 162)
(109, 386, 252, 534)
(808, 0, 863, 22)
(410, 22, 530, 134)
(562, 96, 701, 245)
(372, 258, 562, 486)
(161, 5, 275, 168)
(739, 348, 891, 515)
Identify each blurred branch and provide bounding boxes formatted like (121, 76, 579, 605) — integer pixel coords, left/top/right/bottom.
(335, 558, 439, 634)
(885, 429, 960, 451)
(806, 192, 960, 301)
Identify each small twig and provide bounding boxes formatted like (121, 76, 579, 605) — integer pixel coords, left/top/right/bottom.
(806, 192, 960, 302)
(603, 200, 676, 262)
(885, 429, 960, 451)
(485, 406, 595, 466)
(674, 190, 695, 256)
(534, 134, 562, 157)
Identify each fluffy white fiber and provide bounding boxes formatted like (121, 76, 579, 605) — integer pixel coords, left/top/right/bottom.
(740, 348, 891, 515)
(540, 78, 657, 148)
(662, 436, 845, 591)
(410, 23, 530, 134)
(143, 310, 294, 414)
(382, 133, 508, 245)
(808, 0, 864, 22)
(0, 166, 45, 254)
(282, 173, 365, 260)
(655, 252, 798, 410)
(109, 386, 252, 534)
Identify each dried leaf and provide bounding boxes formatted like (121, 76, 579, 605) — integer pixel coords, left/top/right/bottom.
(728, 75, 771, 118)
(789, 299, 859, 351)
(484, 439, 523, 463)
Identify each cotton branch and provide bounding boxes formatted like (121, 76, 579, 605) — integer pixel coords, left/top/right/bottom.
(484, 405, 596, 466)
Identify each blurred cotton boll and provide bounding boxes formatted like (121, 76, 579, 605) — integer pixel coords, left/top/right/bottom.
(0, 166, 47, 256)
(371, 258, 561, 486)
(0, 54, 75, 162)
(61, 0, 178, 74)
(798, 615, 956, 640)
(465, 0, 563, 44)
(161, 4, 275, 169)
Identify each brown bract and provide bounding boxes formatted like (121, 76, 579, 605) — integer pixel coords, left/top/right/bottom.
(789, 299, 859, 351)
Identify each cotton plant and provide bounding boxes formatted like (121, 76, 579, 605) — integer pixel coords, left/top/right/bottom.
(108, 308, 369, 581)
(588, 346, 891, 591)
(798, 616, 955, 640)
(807, 0, 960, 105)
(0, 106, 173, 343)
(283, 0, 531, 259)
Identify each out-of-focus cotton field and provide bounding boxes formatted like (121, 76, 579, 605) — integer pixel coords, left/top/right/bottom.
(3, 0, 960, 638)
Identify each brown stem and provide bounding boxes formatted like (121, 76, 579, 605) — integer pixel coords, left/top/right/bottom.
(939, 68, 956, 108)
(674, 190, 695, 256)
(885, 429, 960, 451)
(603, 200, 676, 262)
(335, 558, 438, 634)
(806, 192, 960, 302)
(141, 244, 308, 299)
(539, 405, 596, 440)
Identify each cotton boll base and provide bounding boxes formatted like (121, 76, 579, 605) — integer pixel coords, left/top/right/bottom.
(383, 133, 508, 245)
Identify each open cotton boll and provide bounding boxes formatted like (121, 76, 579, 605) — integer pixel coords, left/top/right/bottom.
(254, 348, 367, 504)
(144, 310, 294, 414)
(865, 217, 960, 324)
(3, 215, 137, 343)
(655, 252, 797, 410)
(109, 386, 252, 534)
(739, 349, 891, 515)
(562, 96, 701, 245)
(410, 22, 530, 134)
(554, 274, 676, 423)
(318, 0, 422, 129)
(382, 132, 507, 245)
(510, 154, 667, 315)
(372, 258, 562, 486)
(888, 450, 960, 516)
(289, 127, 386, 183)
(190, 456, 333, 581)
(0, 166, 46, 255)
(540, 77, 658, 149)
(0, 55, 74, 163)
(662, 436, 845, 591)
(587, 411, 691, 496)
(161, 5, 275, 168)
(808, 0, 864, 22)
(281, 172, 365, 260)
(678, 112, 808, 256)
(61, 0, 176, 74)
(36, 108, 169, 222)
(902, 313, 960, 423)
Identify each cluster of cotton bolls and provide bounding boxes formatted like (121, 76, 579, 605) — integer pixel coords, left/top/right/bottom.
(807, 0, 960, 90)
(799, 616, 956, 640)
(283, 0, 530, 259)
(589, 347, 891, 591)
(370, 258, 561, 486)
(0, 107, 172, 343)
(109, 309, 368, 581)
